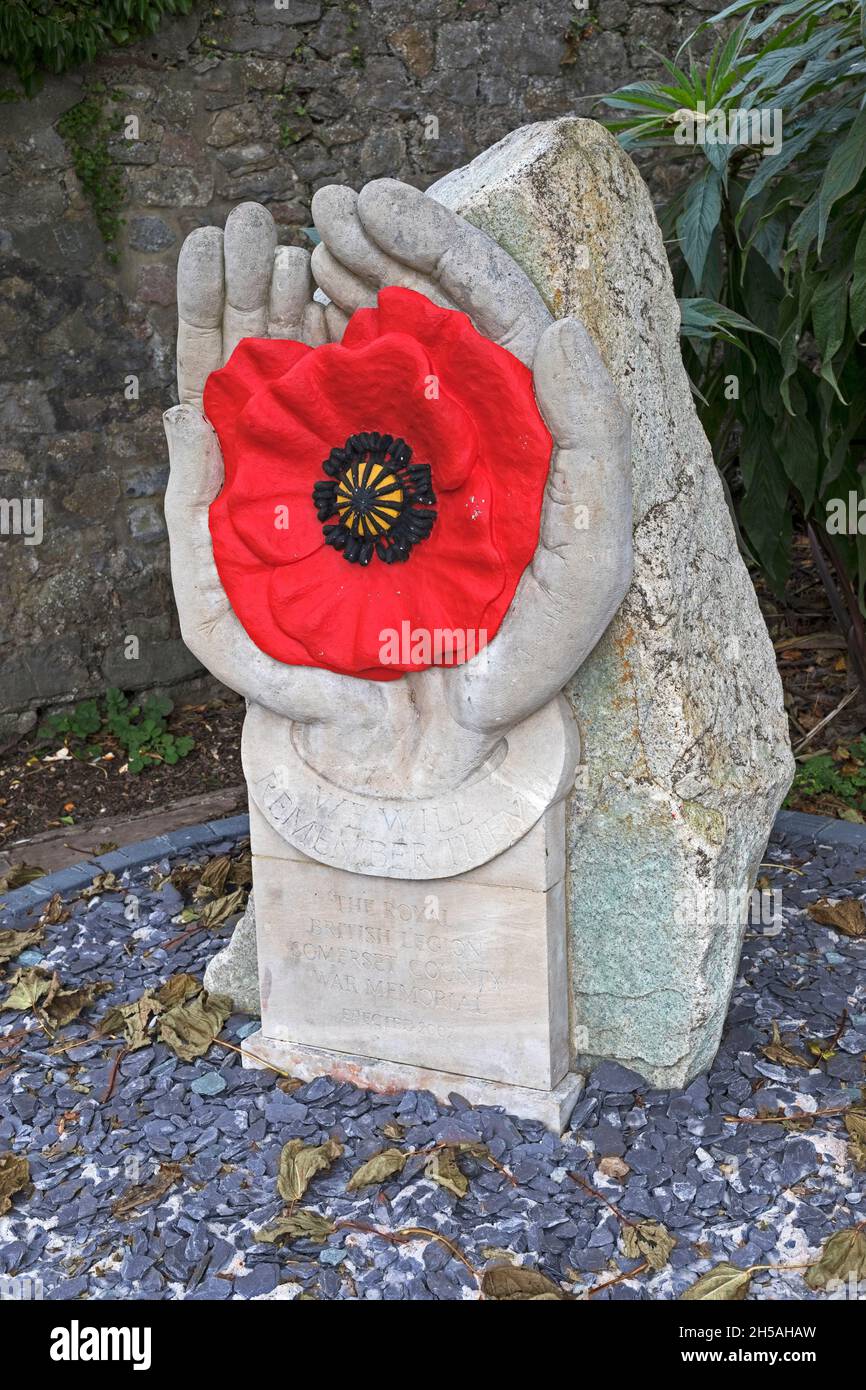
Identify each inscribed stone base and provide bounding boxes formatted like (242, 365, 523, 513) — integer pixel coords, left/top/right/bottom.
(241, 800, 581, 1130)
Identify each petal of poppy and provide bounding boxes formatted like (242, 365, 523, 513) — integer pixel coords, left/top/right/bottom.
(263, 333, 479, 492)
(208, 509, 315, 668)
(204, 336, 311, 478)
(374, 286, 464, 346)
(370, 291, 552, 613)
(339, 304, 381, 350)
(228, 493, 325, 566)
(224, 405, 334, 566)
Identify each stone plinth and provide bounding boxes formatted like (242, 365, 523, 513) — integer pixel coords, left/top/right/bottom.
(241, 803, 582, 1130)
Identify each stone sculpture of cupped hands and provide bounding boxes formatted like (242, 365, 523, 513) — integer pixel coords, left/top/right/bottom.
(163, 179, 632, 829)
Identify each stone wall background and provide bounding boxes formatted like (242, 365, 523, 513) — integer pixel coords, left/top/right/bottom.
(0, 0, 720, 740)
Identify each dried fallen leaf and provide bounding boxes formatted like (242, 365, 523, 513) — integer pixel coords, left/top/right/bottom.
(278, 1137, 343, 1203)
(255, 1210, 335, 1245)
(0, 863, 44, 892)
(155, 973, 201, 1009)
(782, 1114, 816, 1133)
(0, 1152, 30, 1214)
(198, 887, 246, 929)
(0, 1028, 24, 1054)
(680, 1262, 753, 1301)
(0, 923, 45, 966)
(99, 991, 160, 1051)
(42, 979, 111, 1027)
(195, 855, 232, 899)
(99, 975, 213, 1055)
(598, 1156, 631, 1180)
(165, 863, 200, 895)
(807, 898, 866, 938)
(112, 1162, 183, 1218)
(381, 1122, 406, 1141)
(80, 871, 123, 899)
(276, 1075, 303, 1094)
(762, 1021, 811, 1069)
(424, 1147, 469, 1199)
(482, 1246, 519, 1263)
(2, 966, 55, 1012)
(481, 1265, 571, 1300)
(156, 988, 231, 1061)
(346, 1147, 409, 1191)
(621, 1219, 677, 1271)
(805, 1227, 866, 1291)
(228, 851, 252, 887)
(453, 1140, 493, 1161)
(844, 1110, 866, 1171)
(39, 893, 70, 927)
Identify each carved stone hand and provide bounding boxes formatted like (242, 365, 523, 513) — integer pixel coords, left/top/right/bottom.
(163, 180, 632, 877)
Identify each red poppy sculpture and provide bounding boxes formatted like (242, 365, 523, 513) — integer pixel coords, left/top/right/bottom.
(203, 286, 553, 682)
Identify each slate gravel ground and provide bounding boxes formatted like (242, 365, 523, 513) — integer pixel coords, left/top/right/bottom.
(0, 826, 863, 1301)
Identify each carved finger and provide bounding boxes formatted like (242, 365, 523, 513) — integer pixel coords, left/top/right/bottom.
(311, 183, 455, 308)
(303, 299, 331, 346)
(324, 301, 349, 342)
(449, 318, 633, 733)
(356, 178, 552, 365)
(163, 404, 384, 725)
(177, 225, 224, 408)
(310, 243, 379, 316)
(222, 202, 277, 361)
(268, 245, 315, 339)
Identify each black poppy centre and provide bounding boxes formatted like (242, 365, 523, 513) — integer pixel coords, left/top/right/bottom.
(312, 432, 437, 566)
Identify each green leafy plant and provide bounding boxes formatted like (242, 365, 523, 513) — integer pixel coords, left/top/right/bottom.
(787, 735, 866, 811)
(57, 82, 125, 254)
(601, 0, 866, 686)
(38, 687, 195, 774)
(0, 0, 194, 97)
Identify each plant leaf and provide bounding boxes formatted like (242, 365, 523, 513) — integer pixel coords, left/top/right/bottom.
(762, 1020, 811, 1069)
(0, 863, 44, 892)
(481, 1265, 571, 1300)
(346, 1147, 408, 1191)
(851, 217, 866, 339)
(424, 1147, 469, 1199)
(39, 892, 70, 926)
(198, 887, 246, 929)
(0, 1152, 30, 1214)
(42, 978, 111, 1027)
(844, 1110, 866, 1170)
(805, 1227, 866, 1291)
(98, 990, 160, 1050)
(817, 109, 866, 254)
(278, 1137, 343, 1203)
(1, 966, 56, 1012)
(155, 973, 202, 1008)
(0, 923, 45, 965)
(195, 855, 232, 898)
(156, 988, 231, 1061)
(677, 166, 722, 291)
(255, 1210, 336, 1245)
(621, 1219, 677, 1270)
(681, 1262, 753, 1300)
(111, 1162, 183, 1219)
(808, 898, 866, 937)
(80, 870, 122, 899)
